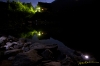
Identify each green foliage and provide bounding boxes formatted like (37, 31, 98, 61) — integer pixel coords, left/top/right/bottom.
(20, 30, 43, 38)
(0, 1, 43, 36)
(7, 1, 35, 14)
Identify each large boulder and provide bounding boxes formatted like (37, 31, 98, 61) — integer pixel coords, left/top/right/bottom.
(12, 54, 33, 66)
(41, 49, 53, 60)
(23, 49, 43, 63)
(12, 49, 42, 66)
(30, 43, 58, 50)
(29, 42, 46, 50)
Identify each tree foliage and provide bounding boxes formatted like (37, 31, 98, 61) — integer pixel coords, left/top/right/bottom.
(7, 1, 35, 13)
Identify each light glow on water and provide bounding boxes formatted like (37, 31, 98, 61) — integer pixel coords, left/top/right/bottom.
(21, 30, 43, 38)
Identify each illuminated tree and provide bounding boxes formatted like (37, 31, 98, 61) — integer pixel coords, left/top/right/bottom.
(21, 30, 43, 38)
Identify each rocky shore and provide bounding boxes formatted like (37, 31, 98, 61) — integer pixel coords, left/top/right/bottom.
(0, 35, 96, 66)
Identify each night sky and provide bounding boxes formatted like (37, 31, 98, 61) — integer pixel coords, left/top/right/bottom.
(0, 0, 54, 6)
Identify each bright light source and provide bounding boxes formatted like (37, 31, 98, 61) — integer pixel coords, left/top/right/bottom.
(42, 9, 43, 10)
(84, 55, 89, 59)
(38, 32, 41, 36)
(81, 54, 90, 60)
(37, 7, 40, 10)
(38, 33, 41, 36)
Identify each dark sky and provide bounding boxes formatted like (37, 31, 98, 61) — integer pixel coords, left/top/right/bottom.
(0, 0, 54, 7)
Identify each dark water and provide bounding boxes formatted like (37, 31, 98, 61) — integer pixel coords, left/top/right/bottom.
(37, 25, 99, 61)
(0, 24, 99, 61)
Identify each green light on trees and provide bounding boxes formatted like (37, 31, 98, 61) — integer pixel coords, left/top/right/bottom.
(21, 30, 43, 38)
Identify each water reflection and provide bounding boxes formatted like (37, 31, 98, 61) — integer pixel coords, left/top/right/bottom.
(20, 30, 44, 38)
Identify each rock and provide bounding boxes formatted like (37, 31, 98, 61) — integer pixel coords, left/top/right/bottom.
(44, 61, 61, 66)
(24, 49, 43, 63)
(32, 44, 45, 49)
(12, 42, 19, 45)
(12, 49, 42, 66)
(8, 35, 14, 40)
(4, 49, 22, 56)
(0, 60, 12, 66)
(22, 47, 30, 52)
(0, 36, 7, 43)
(17, 44, 23, 49)
(22, 42, 31, 52)
(18, 38, 27, 44)
(61, 58, 75, 66)
(29, 42, 46, 49)
(45, 44, 58, 49)
(12, 54, 33, 66)
(8, 56, 15, 61)
(23, 42, 31, 47)
(42, 49, 53, 60)
(35, 37, 75, 57)
(30, 43, 58, 50)
(4, 42, 13, 50)
(11, 42, 22, 49)
(0, 35, 97, 66)
(13, 45, 19, 49)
